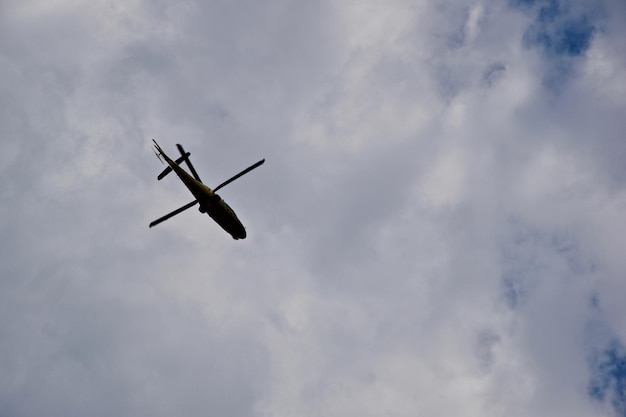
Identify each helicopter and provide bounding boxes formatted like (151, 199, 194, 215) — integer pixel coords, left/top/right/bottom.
(150, 139, 264, 239)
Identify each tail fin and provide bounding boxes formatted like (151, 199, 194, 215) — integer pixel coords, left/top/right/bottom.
(152, 139, 165, 155)
(153, 147, 164, 164)
(153, 138, 169, 164)
(157, 151, 191, 180)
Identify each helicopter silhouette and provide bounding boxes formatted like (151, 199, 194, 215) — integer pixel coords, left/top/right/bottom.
(150, 139, 264, 239)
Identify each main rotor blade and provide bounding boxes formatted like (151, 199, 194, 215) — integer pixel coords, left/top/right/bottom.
(149, 200, 198, 228)
(176, 144, 202, 183)
(213, 159, 265, 192)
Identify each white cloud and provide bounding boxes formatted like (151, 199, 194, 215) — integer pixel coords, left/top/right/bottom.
(1, 0, 625, 415)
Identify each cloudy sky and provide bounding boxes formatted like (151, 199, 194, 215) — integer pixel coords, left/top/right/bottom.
(1, 0, 626, 415)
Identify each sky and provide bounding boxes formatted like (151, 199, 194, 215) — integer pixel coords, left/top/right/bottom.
(1, 0, 626, 416)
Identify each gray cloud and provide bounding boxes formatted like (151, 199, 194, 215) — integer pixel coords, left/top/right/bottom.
(1, 0, 626, 415)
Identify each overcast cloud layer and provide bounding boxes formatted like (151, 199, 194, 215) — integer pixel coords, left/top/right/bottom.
(1, 0, 626, 416)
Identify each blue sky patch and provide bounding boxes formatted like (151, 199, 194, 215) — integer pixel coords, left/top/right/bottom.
(589, 341, 626, 416)
(520, 0, 597, 58)
(524, 14, 595, 57)
(512, 0, 600, 90)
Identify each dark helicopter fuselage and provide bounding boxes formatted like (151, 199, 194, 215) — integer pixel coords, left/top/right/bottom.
(158, 148, 246, 239)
